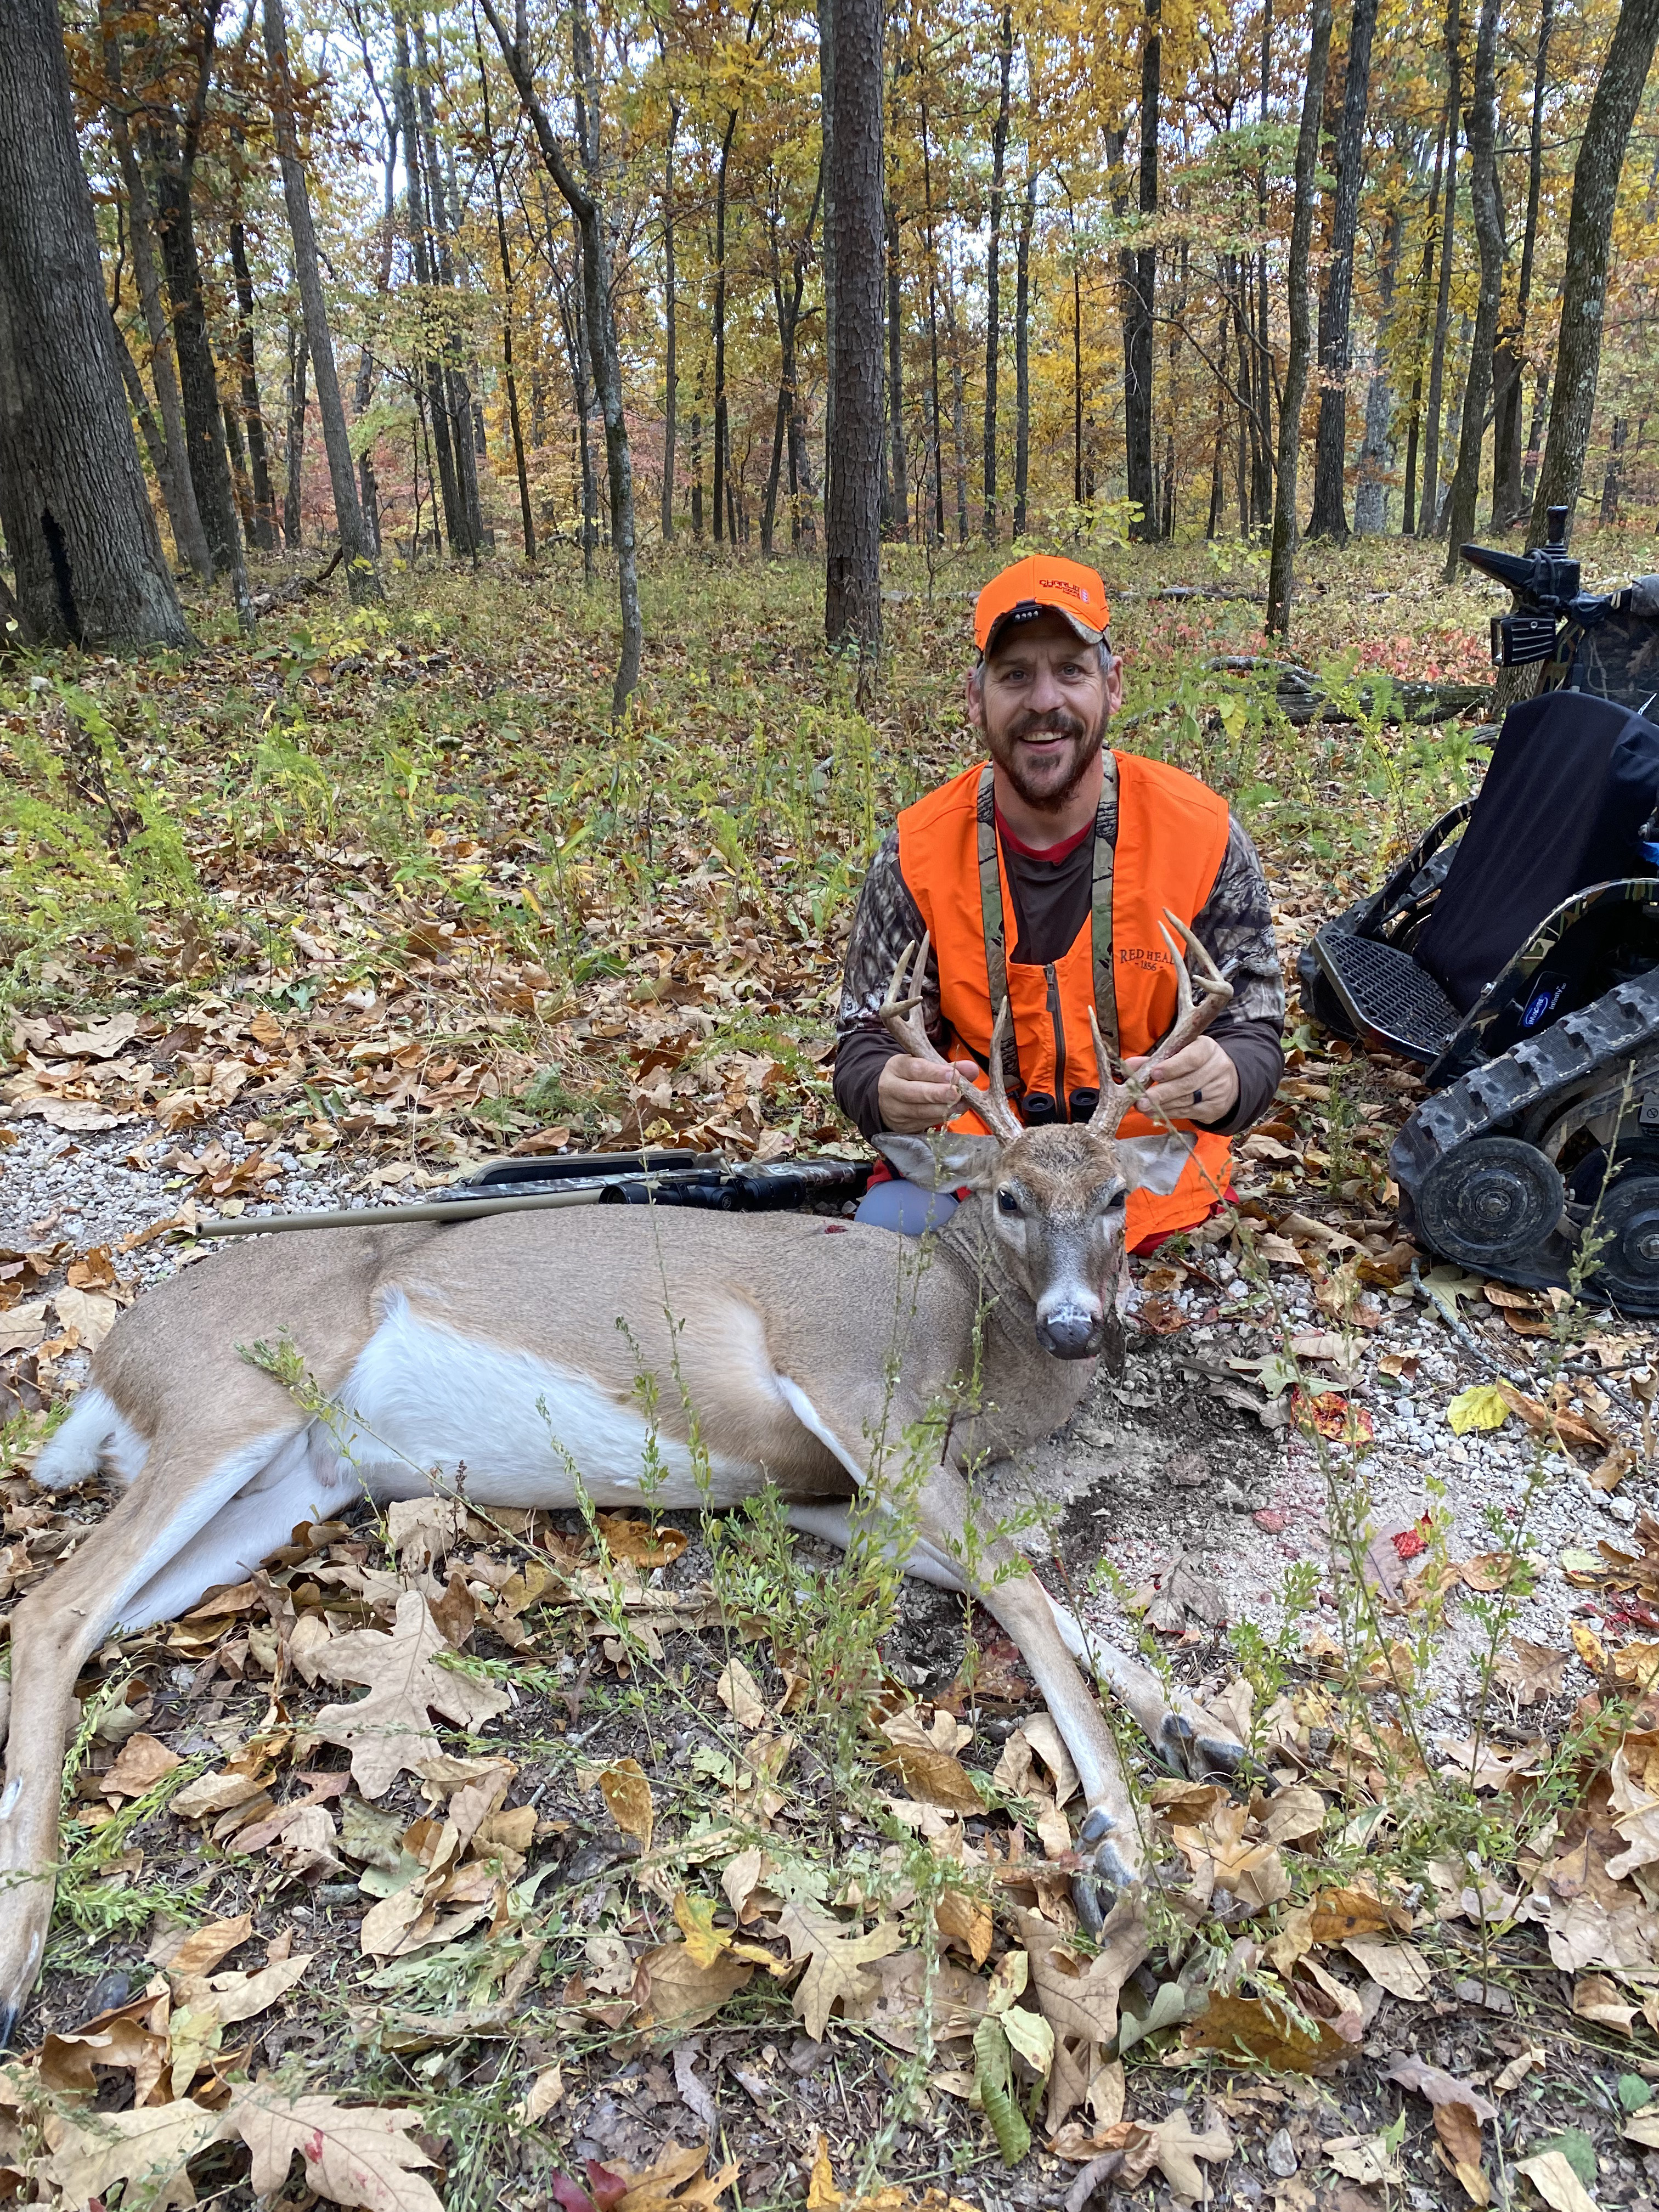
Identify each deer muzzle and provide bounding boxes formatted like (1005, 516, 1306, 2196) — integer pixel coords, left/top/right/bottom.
(1035, 1293, 1104, 1361)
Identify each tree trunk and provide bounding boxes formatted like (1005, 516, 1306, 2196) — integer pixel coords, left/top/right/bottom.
(1418, 0, 1461, 539)
(822, 0, 883, 660)
(1491, 0, 1553, 527)
(146, 67, 246, 600)
(1523, 366, 1549, 505)
(1252, 0, 1274, 531)
(885, 199, 907, 541)
(478, 36, 534, 560)
(484, 0, 641, 712)
(413, 13, 482, 558)
(661, 93, 679, 545)
(99, 9, 212, 582)
(1306, 0, 1378, 540)
(1353, 204, 1400, 532)
(1123, 0, 1160, 538)
(284, 319, 308, 549)
(228, 214, 277, 550)
(1265, 0, 1333, 636)
(1528, 0, 1659, 540)
(691, 398, 703, 537)
(113, 316, 169, 489)
(1013, 170, 1034, 539)
(264, 0, 379, 597)
(1442, 0, 1503, 573)
(1401, 115, 1446, 534)
(1600, 414, 1628, 522)
(712, 105, 738, 545)
(0, 0, 188, 648)
(982, 6, 1012, 541)
(943, 244, 969, 543)
(921, 97, 945, 546)
(393, 12, 462, 558)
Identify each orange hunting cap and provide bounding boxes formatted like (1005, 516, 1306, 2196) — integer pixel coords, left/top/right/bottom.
(974, 554, 1110, 656)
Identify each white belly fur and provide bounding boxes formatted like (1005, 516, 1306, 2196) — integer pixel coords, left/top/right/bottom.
(331, 1291, 764, 1508)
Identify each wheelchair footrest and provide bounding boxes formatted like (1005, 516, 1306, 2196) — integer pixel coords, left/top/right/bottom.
(1312, 924, 1462, 1062)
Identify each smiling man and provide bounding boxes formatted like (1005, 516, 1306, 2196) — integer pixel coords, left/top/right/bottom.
(835, 554, 1285, 1247)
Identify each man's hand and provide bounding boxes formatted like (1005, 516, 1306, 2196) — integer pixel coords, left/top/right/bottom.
(1122, 1036, 1238, 1127)
(878, 1053, 981, 1133)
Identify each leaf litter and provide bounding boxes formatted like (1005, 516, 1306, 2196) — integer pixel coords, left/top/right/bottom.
(5, 552, 1659, 2202)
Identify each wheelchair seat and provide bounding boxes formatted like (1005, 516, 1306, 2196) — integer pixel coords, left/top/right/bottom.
(1413, 691, 1659, 1014)
(1309, 690, 1659, 1063)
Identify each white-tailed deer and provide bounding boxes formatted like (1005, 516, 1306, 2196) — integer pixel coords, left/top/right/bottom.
(0, 913, 1242, 2037)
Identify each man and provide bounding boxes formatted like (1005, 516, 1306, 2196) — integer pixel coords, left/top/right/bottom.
(835, 553, 1285, 1246)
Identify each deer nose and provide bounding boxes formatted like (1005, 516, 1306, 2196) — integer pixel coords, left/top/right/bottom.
(1036, 1304, 1101, 1359)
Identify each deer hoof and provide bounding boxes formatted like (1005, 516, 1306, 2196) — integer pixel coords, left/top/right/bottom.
(1159, 1711, 1246, 1781)
(1073, 1806, 1141, 1933)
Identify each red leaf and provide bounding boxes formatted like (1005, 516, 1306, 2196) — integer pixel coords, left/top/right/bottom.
(586, 2163, 627, 2212)
(551, 2177, 596, 2212)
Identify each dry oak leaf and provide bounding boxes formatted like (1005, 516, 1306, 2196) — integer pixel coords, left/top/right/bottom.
(612, 2136, 738, 2212)
(229, 2081, 443, 2212)
(874, 1739, 983, 1815)
(1307, 1886, 1412, 1944)
(101, 1731, 183, 1800)
(1121, 2109, 1236, 2201)
(1340, 1936, 1434, 2002)
(774, 1900, 904, 2041)
(1572, 1972, 1637, 2033)
(1496, 1637, 1570, 1707)
(597, 1513, 688, 1569)
(600, 1759, 654, 1853)
(638, 1942, 754, 2033)
(312, 1589, 510, 1798)
(1015, 1900, 1149, 2051)
(715, 1660, 768, 1730)
(1185, 1991, 1351, 2072)
(1381, 2055, 1494, 2205)
(43, 2095, 227, 2210)
(1515, 2149, 1599, 2212)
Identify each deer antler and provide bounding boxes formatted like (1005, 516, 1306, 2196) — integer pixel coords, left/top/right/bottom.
(1088, 909, 1234, 1138)
(880, 935, 1024, 1144)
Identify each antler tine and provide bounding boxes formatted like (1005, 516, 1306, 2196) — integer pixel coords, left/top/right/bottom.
(976, 998, 1025, 1144)
(1086, 1006, 1138, 1137)
(1087, 909, 1234, 1135)
(879, 936, 1023, 1145)
(879, 934, 940, 1063)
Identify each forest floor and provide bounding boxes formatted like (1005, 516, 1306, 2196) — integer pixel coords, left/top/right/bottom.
(3, 532, 1659, 2212)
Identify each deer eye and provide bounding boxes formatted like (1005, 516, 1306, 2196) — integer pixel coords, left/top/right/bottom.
(996, 1188, 1023, 1216)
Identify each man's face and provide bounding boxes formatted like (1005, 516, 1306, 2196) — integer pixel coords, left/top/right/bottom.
(966, 610, 1122, 813)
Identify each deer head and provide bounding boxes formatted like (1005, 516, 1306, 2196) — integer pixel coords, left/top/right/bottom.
(873, 916, 1234, 1360)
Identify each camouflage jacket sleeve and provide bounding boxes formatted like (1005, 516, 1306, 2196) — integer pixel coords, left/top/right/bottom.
(1195, 814, 1285, 1034)
(831, 833, 935, 1137)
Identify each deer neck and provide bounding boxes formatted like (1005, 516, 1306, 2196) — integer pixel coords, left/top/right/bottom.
(930, 1197, 1098, 1447)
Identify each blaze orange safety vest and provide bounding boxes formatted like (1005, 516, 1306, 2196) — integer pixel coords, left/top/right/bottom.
(895, 754, 1234, 1247)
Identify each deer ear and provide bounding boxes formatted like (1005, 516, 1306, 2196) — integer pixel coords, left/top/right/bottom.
(1112, 1133, 1194, 1197)
(873, 1131, 1002, 1190)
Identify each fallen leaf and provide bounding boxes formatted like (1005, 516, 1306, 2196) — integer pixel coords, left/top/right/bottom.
(1448, 1384, 1509, 1435)
(230, 2083, 443, 2212)
(1187, 1990, 1351, 2070)
(1323, 2135, 1401, 2186)
(639, 1942, 753, 2033)
(522, 2063, 564, 2120)
(1495, 1637, 1569, 1706)
(1341, 1936, 1434, 2002)
(597, 1513, 688, 1568)
(312, 1589, 511, 1797)
(54, 1285, 120, 1348)
(44, 2095, 227, 2209)
(716, 1660, 767, 1729)
(775, 1900, 904, 2041)
(1515, 2149, 1599, 2212)
(875, 1740, 982, 1814)
(600, 1760, 654, 1853)
(1573, 1973, 1637, 2033)
(101, 1731, 183, 1799)
(612, 2136, 738, 2212)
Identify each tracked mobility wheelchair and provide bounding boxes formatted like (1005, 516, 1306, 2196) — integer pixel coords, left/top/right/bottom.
(1299, 509, 1659, 1313)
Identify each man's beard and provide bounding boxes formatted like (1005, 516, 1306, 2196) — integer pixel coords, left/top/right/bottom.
(990, 705, 1108, 814)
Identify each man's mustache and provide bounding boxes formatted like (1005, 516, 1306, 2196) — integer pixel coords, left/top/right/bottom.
(1011, 710, 1088, 741)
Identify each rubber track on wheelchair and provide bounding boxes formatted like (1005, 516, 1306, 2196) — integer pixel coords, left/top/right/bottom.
(1393, 975, 1659, 1228)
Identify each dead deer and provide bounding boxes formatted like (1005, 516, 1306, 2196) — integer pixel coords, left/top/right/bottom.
(0, 913, 1242, 2038)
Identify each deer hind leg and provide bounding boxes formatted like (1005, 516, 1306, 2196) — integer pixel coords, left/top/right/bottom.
(0, 1408, 353, 2043)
